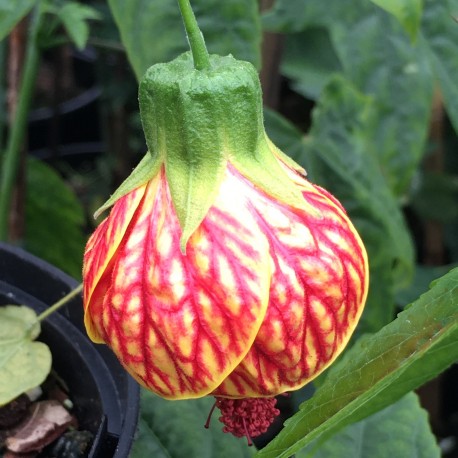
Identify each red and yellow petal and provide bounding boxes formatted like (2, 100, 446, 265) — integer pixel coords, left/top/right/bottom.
(214, 169, 368, 397)
(83, 185, 147, 342)
(84, 167, 272, 399)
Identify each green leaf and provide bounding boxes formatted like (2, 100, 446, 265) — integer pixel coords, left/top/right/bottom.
(131, 417, 172, 458)
(107, 0, 261, 80)
(263, 0, 324, 33)
(300, 393, 439, 458)
(24, 158, 86, 279)
(420, 0, 458, 135)
(0, 0, 36, 42)
(281, 28, 342, 100)
(255, 267, 458, 458)
(57, 2, 101, 50)
(0, 305, 51, 406)
(264, 0, 433, 197)
(131, 389, 255, 458)
(370, 0, 423, 41)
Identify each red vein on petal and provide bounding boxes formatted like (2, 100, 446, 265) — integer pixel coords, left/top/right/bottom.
(214, 168, 368, 397)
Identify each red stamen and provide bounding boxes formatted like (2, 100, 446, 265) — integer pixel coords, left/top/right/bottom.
(208, 396, 280, 443)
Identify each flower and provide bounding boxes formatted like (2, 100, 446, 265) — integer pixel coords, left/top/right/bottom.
(83, 157, 368, 400)
(82, 50, 368, 441)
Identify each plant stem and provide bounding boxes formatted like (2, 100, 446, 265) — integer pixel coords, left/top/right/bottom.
(0, 41, 5, 150)
(176, 0, 210, 70)
(0, 5, 43, 240)
(36, 284, 83, 322)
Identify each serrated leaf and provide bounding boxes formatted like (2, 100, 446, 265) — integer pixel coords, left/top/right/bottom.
(131, 389, 255, 458)
(25, 158, 85, 279)
(336, 8, 432, 197)
(370, 0, 423, 41)
(0, 0, 36, 42)
(264, 0, 433, 197)
(107, 0, 261, 80)
(301, 393, 439, 458)
(0, 305, 51, 406)
(256, 267, 458, 458)
(57, 2, 101, 50)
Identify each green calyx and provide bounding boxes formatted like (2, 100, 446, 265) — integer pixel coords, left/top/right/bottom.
(94, 1, 311, 252)
(138, 52, 307, 252)
(139, 52, 259, 251)
(94, 51, 309, 251)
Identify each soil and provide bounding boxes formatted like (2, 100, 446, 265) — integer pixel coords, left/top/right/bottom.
(0, 372, 94, 458)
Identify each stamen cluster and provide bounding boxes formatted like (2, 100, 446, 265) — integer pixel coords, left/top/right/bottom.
(215, 397, 280, 444)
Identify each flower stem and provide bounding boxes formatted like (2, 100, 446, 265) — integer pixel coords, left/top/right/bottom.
(36, 284, 83, 322)
(176, 0, 210, 70)
(0, 5, 43, 240)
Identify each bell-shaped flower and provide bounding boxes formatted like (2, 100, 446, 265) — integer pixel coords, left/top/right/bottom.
(83, 51, 368, 439)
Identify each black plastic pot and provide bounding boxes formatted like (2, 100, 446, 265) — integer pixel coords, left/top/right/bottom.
(0, 242, 139, 457)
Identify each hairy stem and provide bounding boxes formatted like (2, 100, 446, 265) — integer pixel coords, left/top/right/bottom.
(177, 0, 210, 70)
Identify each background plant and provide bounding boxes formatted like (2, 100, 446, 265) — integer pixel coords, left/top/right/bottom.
(1, 0, 457, 456)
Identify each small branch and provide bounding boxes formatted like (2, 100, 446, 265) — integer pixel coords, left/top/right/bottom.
(36, 284, 83, 322)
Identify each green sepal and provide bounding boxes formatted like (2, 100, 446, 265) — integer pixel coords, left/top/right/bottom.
(267, 137, 307, 177)
(94, 152, 162, 219)
(139, 53, 263, 251)
(166, 154, 228, 254)
(230, 135, 313, 213)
